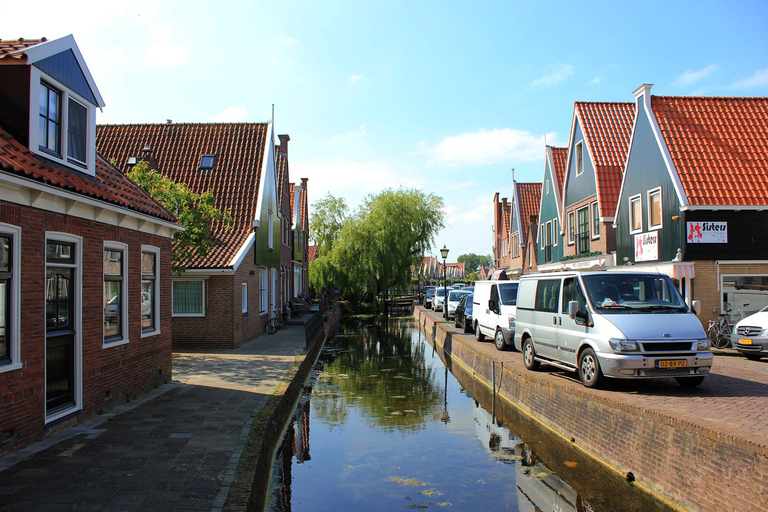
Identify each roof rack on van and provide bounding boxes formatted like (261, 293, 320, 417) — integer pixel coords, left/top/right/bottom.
(490, 269, 509, 280)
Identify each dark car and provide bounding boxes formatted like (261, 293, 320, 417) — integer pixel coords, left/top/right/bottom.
(425, 288, 436, 309)
(454, 292, 474, 333)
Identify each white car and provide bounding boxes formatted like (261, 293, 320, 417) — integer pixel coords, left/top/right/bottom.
(433, 287, 447, 312)
(731, 305, 768, 361)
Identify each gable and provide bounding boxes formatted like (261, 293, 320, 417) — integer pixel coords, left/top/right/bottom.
(563, 121, 597, 206)
(35, 50, 97, 106)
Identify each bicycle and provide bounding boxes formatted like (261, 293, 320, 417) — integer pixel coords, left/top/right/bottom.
(265, 307, 282, 335)
(707, 308, 742, 349)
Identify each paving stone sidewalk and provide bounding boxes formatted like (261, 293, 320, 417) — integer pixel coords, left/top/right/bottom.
(0, 324, 309, 512)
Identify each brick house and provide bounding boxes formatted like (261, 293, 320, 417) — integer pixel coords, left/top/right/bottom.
(536, 146, 568, 270)
(96, 122, 291, 350)
(0, 36, 180, 452)
(506, 175, 542, 278)
(290, 178, 309, 298)
(492, 192, 512, 270)
(614, 84, 768, 327)
(561, 101, 634, 269)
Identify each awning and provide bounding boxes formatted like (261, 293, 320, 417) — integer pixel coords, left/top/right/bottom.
(613, 262, 695, 279)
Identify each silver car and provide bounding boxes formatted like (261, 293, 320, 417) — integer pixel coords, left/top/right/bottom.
(731, 305, 768, 360)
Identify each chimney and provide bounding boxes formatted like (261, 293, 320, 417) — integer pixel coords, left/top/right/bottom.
(301, 177, 308, 189)
(166, 119, 172, 124)
(278, 134, 290, 156)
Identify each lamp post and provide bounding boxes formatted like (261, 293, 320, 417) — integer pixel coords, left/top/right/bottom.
(440, 245, 449, 320)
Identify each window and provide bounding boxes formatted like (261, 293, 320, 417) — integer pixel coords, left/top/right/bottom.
(540, 224, 545, 250)
(546, 179, 550, 195)
(590, 201, 600, 239)
(67, 98, 87, 166)
(268, 212, 274, 249)
(629, 194, 642, 233)
(575, 142, 584, 176)
(260, 267, 268, 314)
(648, 188, 662, 229)
(200, 154, 215, 169)
(561, 277, 588, 319)
(141, 248, 159, 333)
(242, 283, 248, 314)
(535, 279, 561, 313)
(567, 211, 575, 245)
(553, 219, 558, 247)
(103, 244, 127, 344)
(173, 280, 204, 316)
(0, 227, 20, 372)
(39, 82, 61, 155)
(576, 206, 590, 254)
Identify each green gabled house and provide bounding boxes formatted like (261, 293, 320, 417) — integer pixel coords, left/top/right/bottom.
(536, 145, 568, 270)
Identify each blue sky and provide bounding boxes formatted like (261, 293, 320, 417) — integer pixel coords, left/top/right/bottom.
(4, 0, 767, 262)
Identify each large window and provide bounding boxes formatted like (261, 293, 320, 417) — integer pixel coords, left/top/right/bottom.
(629, 194, 642, 233)
(648, 188, 662, 229)
(576, 206, 590, 254)
(260, 267, 269, 314)
(0, 233, 15, 368)
(103, 244, 127, 343)
(39, 82, 61, 155)
(721, 275, 768, 320)
(141, 248, 159, 333)
(173, 280, 204, 316)
(67, 98, 87, 166)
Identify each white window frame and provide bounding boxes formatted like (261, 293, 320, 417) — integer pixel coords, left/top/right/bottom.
(260, 267, 269, 314)
(575, 141, 584, 176)
(567, 211, 575, 245)
(29, 68, 96, 176)
(590, 201, 600, 240)
(553, 219, 558, 247)
(0, 223, 22, 374)
(141, 246, 161, 337)
(629, 194, 643, 234)
(648, 187, 663, 230)
(172, 279, 206, 317)
(242, 282, 248, 314)
(103, 241, 129, 347)
(540, 223, 545, 250)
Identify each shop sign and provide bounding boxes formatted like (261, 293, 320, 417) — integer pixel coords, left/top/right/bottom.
(687, 221, 727, 243)
(634, 231, 658, 262)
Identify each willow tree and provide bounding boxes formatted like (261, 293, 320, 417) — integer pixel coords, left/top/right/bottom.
(310, 188, 444, 302)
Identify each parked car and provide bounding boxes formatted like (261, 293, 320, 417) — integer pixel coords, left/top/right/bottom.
(452, 283, 465, 290)
(473, 279, 520, 351)
(731, 304, 768, 360)
(433, 287, 447, 312)
(514, 271, 712, 388)
(446, 289, 472, 319)
(424, 288, 436, 309)
(454, 293, 474, 333)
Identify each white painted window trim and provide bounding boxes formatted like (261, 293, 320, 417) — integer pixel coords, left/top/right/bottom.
(647, 187, 663, 231)
(575, 141, 584, 176)
(540, 223, 545, 250)
(567, 211, 575, 245)
(590, 201, 600, 240)
(629, 194, 643, 235)
(103, 241, 129, 348)
(172, 279, 206, 318)
(553, 219, 559, 247)
(260, 267, 269, 315)
(0, 223, 22, 374)
(141, 245, 161, 337)
(242, 282, 248, 314)
(45, 231, 83, 424)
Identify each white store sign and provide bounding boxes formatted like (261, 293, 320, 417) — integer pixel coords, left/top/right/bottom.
(687, 221, 728, 243)
(634, 231, 658, 262)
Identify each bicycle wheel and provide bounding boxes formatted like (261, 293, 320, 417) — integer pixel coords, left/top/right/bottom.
(710, 328, 730, 349)
(266, 318, 277, 335)
(707, 324, 719, 344)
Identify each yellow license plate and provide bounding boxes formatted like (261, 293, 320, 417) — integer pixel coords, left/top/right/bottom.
(657, 359, 686, 369)
(739, 339, 753, 345)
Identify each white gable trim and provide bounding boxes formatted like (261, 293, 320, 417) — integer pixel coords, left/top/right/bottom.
(229, 231, 255, 271)
(253, 121, 275, 229)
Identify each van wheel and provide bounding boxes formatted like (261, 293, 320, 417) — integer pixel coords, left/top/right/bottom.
(475, 323, 485, 342)
(522, 338, 539, 370)
(578, 348, 603, 388)
(675, 376, 705, 387)
(494, 329, 508, 351)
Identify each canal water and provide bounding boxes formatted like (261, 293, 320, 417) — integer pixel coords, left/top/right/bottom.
(266, 315, 675, 512)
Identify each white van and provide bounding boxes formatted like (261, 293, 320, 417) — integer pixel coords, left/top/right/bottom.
(473, 279, 519, 351)
(514, 271, 712, 388)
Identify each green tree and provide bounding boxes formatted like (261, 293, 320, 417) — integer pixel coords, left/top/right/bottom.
(457, 253, 491, 274)
(310, 193, 348, 256)
(128, 161, 233, 275)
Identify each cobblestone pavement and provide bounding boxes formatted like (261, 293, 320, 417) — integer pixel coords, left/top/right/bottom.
(0, 324, 308, 512)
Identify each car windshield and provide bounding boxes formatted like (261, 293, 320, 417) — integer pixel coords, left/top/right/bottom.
(498, 283, 519, 305)
(581, 273, 687, 311)
(436, 289, 446, 297)
(426, 289, 435, 297)
(449, 290, 470, 302)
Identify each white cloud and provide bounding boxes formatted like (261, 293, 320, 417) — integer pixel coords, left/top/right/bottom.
(419, 128, 558, 167)
(672, 64, 719, 87)
(587, 76, 601, 86)
(532, 64, 574, 86)
(350, 74, 363, 84)
(280, 35, 300, 45)
(730, 68, 768, 89)
(454, 202, 492, 224)
(208, 106, 248, 122)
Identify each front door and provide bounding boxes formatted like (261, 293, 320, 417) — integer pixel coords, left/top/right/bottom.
(46, 241, 76, 415)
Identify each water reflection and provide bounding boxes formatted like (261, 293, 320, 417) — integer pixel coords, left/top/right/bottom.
(266, 316, 674, 512)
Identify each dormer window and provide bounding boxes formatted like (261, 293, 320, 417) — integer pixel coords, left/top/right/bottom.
(200, 154, 215, 170)
(39, 82, 61, 154)
(127, 157, 137, 167)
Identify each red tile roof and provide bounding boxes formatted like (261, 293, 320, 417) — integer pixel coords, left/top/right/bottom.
(0, 127, 174, 221)
(575, 102, 635, 217)
(651, 95, 768, 206)
(0, 37, 46, 60)
(308, 244, 318, 263)
(96, 122, 270, 269)
(516, 182, 542, 244)
(549, 146, 568, 190)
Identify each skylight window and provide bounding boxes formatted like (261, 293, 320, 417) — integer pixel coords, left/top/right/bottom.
(200, 154, 215, 170)
(127, 157, 137, 166)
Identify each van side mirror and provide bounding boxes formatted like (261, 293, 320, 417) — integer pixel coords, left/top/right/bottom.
(692, 300, 701, 316)
(488, 299, 499, 314)
(568, 300, 589, 324)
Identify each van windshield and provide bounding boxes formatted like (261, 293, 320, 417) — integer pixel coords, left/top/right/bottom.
(582, 274, 687, 312)
(498, 283, 519, 305)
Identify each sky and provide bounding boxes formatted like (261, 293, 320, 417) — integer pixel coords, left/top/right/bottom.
(3, 0, 768, 263)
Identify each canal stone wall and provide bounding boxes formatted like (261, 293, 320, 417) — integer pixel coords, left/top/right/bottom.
(416, 307, 768, 512)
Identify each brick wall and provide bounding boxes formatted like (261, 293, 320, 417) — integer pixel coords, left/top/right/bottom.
(0, 202, 173, 454)
(563, 198, 616, 258)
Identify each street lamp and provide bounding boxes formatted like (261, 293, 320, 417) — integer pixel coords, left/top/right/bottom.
(440, 245, 449, 320)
